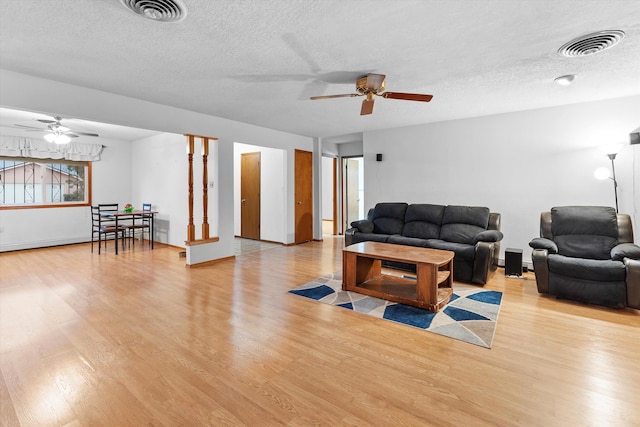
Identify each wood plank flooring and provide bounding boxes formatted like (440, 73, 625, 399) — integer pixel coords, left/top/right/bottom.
(1, 237, 639, 426)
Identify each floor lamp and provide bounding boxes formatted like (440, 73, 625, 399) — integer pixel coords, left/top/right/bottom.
(594, 152, 619, 213)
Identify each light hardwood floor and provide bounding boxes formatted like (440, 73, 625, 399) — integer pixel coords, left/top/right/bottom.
(1, 238, 639, 426)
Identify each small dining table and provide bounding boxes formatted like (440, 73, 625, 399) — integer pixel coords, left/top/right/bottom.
(100, 209, 158, 254)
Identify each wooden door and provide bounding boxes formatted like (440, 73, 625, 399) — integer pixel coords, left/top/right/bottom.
(241, 152, 260, 240)
(295, 149, 313, 243)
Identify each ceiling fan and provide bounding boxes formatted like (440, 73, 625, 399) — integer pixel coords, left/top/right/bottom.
(15, 115, 99, 144)
(310, 73, 433, 115)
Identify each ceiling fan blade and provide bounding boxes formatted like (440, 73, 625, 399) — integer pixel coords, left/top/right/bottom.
(365, 73, 386, 91)
(37, 119, 58, 124)
(360, 99, 374, 115)
(74, 131, 100, 137)
(382, 92, 433, 102)
(14, 124, 45, 130)
(67, 133, 80, 138)
(310, 93, 359, 100)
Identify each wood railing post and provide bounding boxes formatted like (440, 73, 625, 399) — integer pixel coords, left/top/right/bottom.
(186, 135, 196, 242)
(184, 133, 219, 249)
(202, 137, 210, 239)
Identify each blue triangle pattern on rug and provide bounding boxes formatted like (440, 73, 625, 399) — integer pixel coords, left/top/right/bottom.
(288, 271, 503, 348)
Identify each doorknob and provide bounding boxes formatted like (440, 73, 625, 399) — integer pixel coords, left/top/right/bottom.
(296, 201, 302, 205)
(242, 199, 246, 203)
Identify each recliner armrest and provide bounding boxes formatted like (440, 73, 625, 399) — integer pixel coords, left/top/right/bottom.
(611, 243, 640, 261)
(531, 249, 550, 294)
(625, 258, 640, 309)
(529, 237, 558, 254)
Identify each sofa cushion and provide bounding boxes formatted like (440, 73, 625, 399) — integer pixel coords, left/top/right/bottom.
(425, 239, 476, 260)
(551, 206, 618, 260)
(402, 204, 445, 239)
(372, 203, 408, 235)
(439, 206, 490, 244)
(548, 254, 626, 282)
(387, 235, 429, 247)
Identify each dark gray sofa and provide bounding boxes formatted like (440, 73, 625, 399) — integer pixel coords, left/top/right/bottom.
(345, 202, 503, 285)
(529, 206, 640, 309)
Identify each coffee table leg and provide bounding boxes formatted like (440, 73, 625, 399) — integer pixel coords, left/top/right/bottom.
(343, 253, 381, 290)
(416, 262, 437, 309)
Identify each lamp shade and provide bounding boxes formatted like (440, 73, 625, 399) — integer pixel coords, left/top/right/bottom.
(594, 167, 610, 180)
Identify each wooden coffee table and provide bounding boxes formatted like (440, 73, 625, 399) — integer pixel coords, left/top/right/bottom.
(342, 242, 454, 312)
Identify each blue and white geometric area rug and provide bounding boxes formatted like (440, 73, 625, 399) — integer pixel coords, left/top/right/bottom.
(289, 271, 503, 348)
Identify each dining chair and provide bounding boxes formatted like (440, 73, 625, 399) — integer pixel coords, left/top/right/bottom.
(127, 203, 152, 247)
(91, 205, 127, 254)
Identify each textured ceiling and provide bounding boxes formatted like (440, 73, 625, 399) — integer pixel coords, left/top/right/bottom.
(1, 0, 639, 143)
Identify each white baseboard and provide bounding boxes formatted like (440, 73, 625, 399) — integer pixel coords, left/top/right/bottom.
(0, 236, 89, 252)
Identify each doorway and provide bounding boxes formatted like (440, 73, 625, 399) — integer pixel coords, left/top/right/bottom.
(321, 156, 338, 235)
(343, 156, 364, 232)
(240, 152, 260, 240)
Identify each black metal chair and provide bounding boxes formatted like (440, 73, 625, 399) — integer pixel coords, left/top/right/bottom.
(126, 203, 152, 247)
(91, 205, 126, 254)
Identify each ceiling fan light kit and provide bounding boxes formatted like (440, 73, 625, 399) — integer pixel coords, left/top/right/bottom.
(310, 73, 433, 115)
(44, 133, 71, 145)
(13, 115, 100, 144)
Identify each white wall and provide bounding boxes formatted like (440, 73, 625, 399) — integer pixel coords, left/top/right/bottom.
(363, 95, 640, 264)
(234, 143, 286, 243)
(0, 69, 313, 260)
(321, 156, 334, 220)
(130, 132, 193, 247)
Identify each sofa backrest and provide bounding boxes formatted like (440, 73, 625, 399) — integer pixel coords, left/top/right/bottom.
(402, 204, 445, 239)
(439, 205, 490, 244)
(549, 206, 618, 259)
(372, 203, 408, 235)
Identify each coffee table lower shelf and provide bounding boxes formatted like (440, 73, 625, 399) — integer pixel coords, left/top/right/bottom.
(343, 272, 453, 312)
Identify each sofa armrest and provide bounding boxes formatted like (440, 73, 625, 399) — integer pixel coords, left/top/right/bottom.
(531, 249, 550, 294)
(625, 258, 640, 309)
(529, 237, 558, 254)
(474, 230, 503, 243)
(345, 228, 357, 246)
(350, 219, 374, 233)
(472, 241, 498, 285)
(611, 243, 640, 261)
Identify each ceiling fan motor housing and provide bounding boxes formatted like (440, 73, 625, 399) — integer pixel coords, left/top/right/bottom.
(356, 75, 385, 94)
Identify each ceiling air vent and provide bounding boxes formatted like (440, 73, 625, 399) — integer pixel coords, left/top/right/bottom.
(120, 0, 187, 23)
(558, 30, 625, 57)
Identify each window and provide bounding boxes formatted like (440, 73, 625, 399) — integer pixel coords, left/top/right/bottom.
(0, 156, 91, 208)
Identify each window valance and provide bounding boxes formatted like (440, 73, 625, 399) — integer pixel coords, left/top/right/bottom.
(0, 136, 103, 161)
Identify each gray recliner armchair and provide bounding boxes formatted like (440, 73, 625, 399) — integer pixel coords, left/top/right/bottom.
(529, 206, 640, 309)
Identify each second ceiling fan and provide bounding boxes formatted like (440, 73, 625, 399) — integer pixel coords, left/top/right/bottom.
(310, 73, 433, 115)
